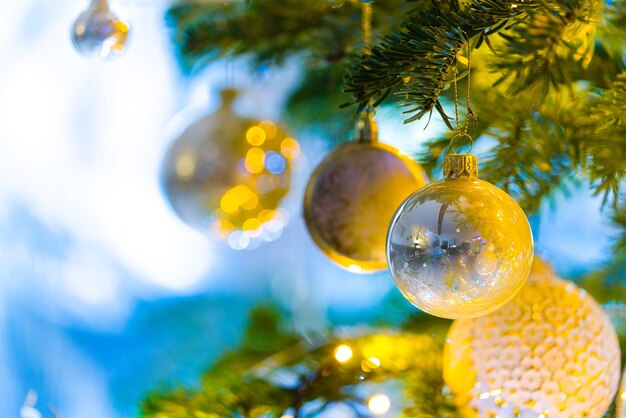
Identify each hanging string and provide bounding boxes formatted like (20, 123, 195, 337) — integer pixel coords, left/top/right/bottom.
(451, 38, 477, 154)
(361, 1, 373, 55)
(361, 1, 375, 113)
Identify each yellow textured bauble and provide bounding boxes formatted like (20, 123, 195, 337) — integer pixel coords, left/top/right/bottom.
(617, 366, 626, 417)
(303, 113, 428, 272)
(162, 89, 299, 249)
(386, 153, 533, 318)
(444, 258, 621, 418)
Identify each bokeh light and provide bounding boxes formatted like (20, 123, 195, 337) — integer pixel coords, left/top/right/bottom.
(368, 394, 391, 414)
(334, 345, 353, 363)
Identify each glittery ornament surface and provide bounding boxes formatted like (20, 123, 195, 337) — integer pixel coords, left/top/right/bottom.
(617, 366, 626, 417)
(444, 259, 621, 418)
(162, 90, 297, 249)
(71, 2, 130, 59)
(304, 141, 427, 272)
(387, 175, 533, 318)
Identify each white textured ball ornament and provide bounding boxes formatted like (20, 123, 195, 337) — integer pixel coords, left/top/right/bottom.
(444, 258, 621, 418)
(71, 0, 130, 60)
(386, 153, 533, 318)
(617, 365, 626, 417)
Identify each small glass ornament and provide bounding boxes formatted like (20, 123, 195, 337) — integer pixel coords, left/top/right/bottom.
(386, 149, 533, 318)
(161, 89, 297, 250)
(71, 0, 130, 60)
(444, 258, 621, 418)
(303, 112, 428, 273)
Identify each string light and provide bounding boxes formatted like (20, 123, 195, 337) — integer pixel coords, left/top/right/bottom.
(334, 345, 353, 363)
(368, 394, 391, 414)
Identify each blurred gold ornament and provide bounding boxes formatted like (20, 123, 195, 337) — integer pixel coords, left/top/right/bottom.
(162, 89, 298, 250)
(386, 152, 533, 319)
(303, 112, 427, 272)
(444, 258, 621, 418)
(71, 0, 130, 60)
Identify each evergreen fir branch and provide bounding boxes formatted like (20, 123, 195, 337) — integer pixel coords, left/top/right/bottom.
(614, 207, 626, 254)
(490, 0, 604, 99)
(418, 64, 625, 215)
(579, 254, 626, 304)
(584, 72, 626, 204)
(166, 0, 413, 73)
(141, 305, 299, 417)
(345, 0, 537, 124)
(595, 0, 626, 57)
(418, 88, 582, 214)
(285, 65, 359, 141)
(141, 304, 458, 417)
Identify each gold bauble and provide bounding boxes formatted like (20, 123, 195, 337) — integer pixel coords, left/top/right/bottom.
(303, 113, 427, 272)
(386, 153, 533, 319)
(162, 89, 298, 249)
(444, 258, 621, 418)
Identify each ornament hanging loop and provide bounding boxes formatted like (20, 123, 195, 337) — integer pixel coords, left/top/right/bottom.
(356, 111, 378, 142)
(91, 0, 110, 10)
(444, 35, 478, 179)
(449, 35, 477, 153)
(355, 0, 377, 140)
(449, 131, 474, 155)
(361, 1, 373, 55)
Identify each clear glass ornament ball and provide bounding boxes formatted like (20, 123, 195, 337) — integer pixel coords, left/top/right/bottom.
(71, 3, 130, 60)
(386, 175, 534, 319)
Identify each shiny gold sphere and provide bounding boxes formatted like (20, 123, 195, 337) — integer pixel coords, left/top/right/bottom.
(387, 174, 533, 318)
(304, 141, 427, 272)
(444, 258, 621, 418)
(162, 89, 298, 249)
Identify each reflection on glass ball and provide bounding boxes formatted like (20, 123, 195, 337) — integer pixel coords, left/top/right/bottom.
(162, 89, 298, 250)
(71, 2, 130, 60)
(444, 258, 621, 418)
(387, 175, 533, 319)
(304, 142, 427, 273)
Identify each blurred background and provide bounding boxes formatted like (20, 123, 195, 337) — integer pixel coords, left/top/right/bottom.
(0, 1, 619, 416)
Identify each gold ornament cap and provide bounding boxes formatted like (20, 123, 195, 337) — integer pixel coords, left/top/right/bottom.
(443, 153, 478, 178)
(219, 88, 239, 107)
(355, 111, 378, 143)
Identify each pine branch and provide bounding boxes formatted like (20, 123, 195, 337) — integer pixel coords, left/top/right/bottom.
(614, 207, 626, 254)
(140, 304, 458, 417)
(584, 71, 626, 204)
(490, 0, 607, 99)
(345, 0, 537, 124)
(166, 0, 413, 73)
(285, 65, 359, 141)
(417, 89, 583, 214)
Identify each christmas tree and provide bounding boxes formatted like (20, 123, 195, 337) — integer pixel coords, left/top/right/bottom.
(143, 0, 626, 416)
